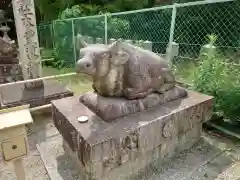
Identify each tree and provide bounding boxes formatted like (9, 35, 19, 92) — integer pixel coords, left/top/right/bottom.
(35, 0, 75, 22)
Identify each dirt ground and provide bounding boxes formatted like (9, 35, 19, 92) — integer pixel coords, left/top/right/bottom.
(0, 111, 240, 180)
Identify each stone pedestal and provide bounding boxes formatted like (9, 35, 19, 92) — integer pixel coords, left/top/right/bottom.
(0, 80, 73, 109)
(52, 89, 213, 180)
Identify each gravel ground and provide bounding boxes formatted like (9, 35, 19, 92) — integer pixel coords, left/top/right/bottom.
(0, 112, 240, 180)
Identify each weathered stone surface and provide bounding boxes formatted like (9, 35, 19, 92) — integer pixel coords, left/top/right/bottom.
(0, 37, 18, 59)
(52, 89, 213, 180)
(0, 39, 23, 84)
(0, 64, 23, 84)
(0, 33, 23, 84)
(80, 86, 187, 122)
(0, 80, 74, 109)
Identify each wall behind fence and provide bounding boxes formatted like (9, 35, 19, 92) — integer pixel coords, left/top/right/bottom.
(38, 0, 240, 68)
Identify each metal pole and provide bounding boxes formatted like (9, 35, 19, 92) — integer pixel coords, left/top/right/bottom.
(167, 3, 177, 66)
(71, 19, 77, 63)
(104, 14, 108, 44)
(176, 0, 234, 7)
(0, 103, 52, 113)
(41, 58, 54, 62)
(52, 20, 55, 49)
(30, 104, 52, 112)
(0, 72, 77, 88)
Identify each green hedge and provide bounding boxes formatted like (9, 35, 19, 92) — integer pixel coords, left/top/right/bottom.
(192, 35, 240, 121)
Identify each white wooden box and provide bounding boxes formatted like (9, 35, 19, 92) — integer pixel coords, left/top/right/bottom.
(0, 105, 33, 161)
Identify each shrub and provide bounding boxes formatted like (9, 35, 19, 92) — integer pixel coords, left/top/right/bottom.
(192, 35, 240, 121)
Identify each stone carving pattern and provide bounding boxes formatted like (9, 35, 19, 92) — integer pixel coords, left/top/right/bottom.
(120, 130, 139, 164)
(184, 104, 204, 132)
(0, 61, 23, 84)
(202, 100, 213, 122)
(77, 136, 91, 167)
(162, 119, 176, 139)
(102, 130, 139, 171)
(103, 151, 119, 172)
(0, 37, 18, 59)
(0, 9, 18, 59)
(52, 107, 79, 152)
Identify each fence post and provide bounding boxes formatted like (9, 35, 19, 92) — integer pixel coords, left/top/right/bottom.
(71, 19, 77, 64)
(109, 38, 116, 44)
(104, 14, 108, 44)
(87, 36, 94, 44)
(52, 20, 56, 50)
(50, 22, 54, 49)
(125, 40, 133, 44)
(143, 40, 153, 51)
(167, 3, 177, 66)
(138, 40, 144, 48)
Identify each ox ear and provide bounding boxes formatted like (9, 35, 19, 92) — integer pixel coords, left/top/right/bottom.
(110, 51, 130, 66)
(108, 40, 129, 65)
(108, 40, 121, 53)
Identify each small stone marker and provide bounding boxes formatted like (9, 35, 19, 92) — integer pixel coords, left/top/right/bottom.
(77, 116, 88, 123)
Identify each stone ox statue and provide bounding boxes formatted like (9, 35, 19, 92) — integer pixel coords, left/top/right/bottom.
(75, 37, 187, 121)
(76, 39, 176, 100)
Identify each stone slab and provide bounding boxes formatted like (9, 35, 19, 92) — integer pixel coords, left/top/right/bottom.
(80, 86, 187, 122)
(0, 80, 74, 109)
(52, 89, 213, 179)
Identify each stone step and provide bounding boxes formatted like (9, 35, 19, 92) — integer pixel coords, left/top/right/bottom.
(0, 80, 74, 109)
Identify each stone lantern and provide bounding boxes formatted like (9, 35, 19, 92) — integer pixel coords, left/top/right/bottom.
(0, 9, 22, 84)
(0, 24, 11, 42)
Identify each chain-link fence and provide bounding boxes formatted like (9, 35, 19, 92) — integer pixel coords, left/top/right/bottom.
(38, 0, 240, 82)
(172, 0, 240, 83)
(73, 15, 107, 64)
(174, 1, 239, 60)
(37, 23, 54, 50)
(109, 7, 173, 55)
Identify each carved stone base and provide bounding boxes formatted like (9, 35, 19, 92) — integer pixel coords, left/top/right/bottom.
(52, 90, 213, 180)
(0, 80, 74, 109)
(24, 80, 44, 89)
(80, 86, 188, 122)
